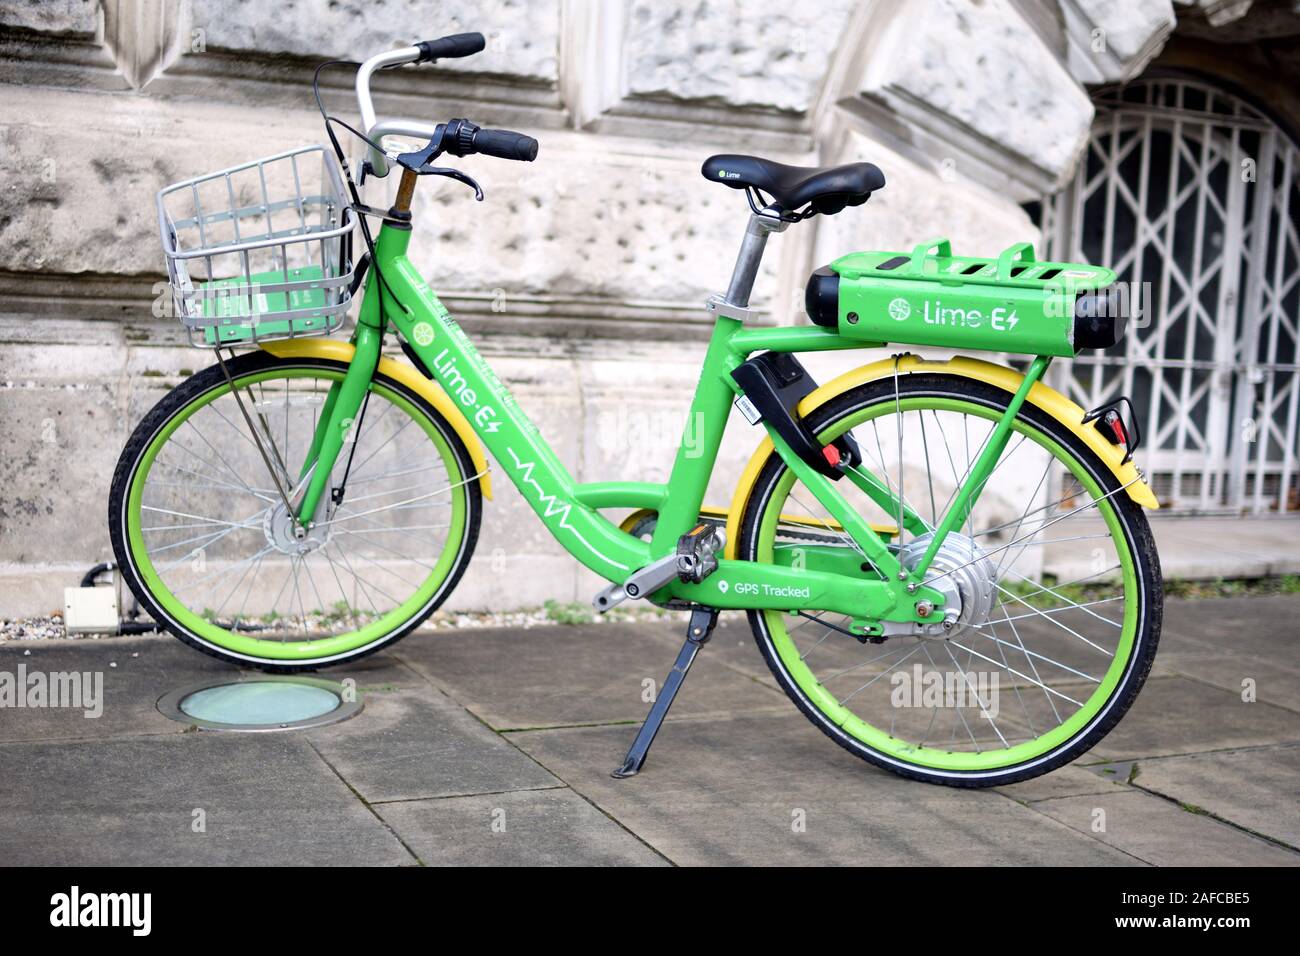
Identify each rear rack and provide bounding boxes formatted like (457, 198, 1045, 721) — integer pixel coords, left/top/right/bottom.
(830, 239, 1113, 289)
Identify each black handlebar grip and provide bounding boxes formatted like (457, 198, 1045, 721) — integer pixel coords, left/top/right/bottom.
(414, 32, 485, 63)
(472, 128, 539, 162)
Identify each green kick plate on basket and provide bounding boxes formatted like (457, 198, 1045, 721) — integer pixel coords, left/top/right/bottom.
(199, 265, 333, 345)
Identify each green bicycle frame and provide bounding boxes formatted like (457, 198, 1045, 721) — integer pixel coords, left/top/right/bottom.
(289, 220, 1050, 628)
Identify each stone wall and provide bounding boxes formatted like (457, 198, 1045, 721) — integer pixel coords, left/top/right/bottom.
(0, 0, 1178, 615)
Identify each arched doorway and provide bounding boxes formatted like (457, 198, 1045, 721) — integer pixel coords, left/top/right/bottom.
(1042, 76, 1300, 514)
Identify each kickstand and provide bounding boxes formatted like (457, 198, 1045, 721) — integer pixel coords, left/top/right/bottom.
(611, 606, 718, 779)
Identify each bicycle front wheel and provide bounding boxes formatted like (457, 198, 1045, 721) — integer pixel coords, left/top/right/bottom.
(109, 350, 482, 671)
(738, 373, 1162, 787)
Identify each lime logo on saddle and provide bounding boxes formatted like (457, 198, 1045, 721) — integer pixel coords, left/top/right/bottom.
(411, 322, 436, 347)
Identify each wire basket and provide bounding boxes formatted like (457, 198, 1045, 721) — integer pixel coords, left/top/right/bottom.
(157, 145, 358, 347)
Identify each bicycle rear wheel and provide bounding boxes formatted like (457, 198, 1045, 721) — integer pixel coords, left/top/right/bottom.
(739, 373, 1162, 786)
(109, 350, 482, 671)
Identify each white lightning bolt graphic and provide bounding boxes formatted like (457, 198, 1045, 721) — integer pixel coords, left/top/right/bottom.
(506, 447, 629, 571)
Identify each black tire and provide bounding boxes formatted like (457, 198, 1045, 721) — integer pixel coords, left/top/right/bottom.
(108, 350, 483, 672)
(738, 373, 1163, 787)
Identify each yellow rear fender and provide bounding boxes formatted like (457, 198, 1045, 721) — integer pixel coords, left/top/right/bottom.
(723, 354, 1157, 559)
(261, 339, 492, 499)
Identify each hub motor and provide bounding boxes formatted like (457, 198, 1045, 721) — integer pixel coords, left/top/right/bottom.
(262, 502, 330, 555)
(898, 532, 997, 641)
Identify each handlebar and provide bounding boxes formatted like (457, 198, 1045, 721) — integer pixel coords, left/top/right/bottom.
(415, 33, 485, 62)
(355, 46, 422, 163)
(440, 119, 539, 163)
(355, 32, 538, 177)
(470, 127, 539, 162)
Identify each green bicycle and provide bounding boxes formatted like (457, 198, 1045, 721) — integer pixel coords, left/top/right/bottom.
(111, 33, 1162, 786)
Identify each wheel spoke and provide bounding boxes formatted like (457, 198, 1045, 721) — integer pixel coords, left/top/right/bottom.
(837, 643, 926, 705)
(945, 641, 1086, 707)
(746, 387, 1150, 774)
(125, 364, 471, 657)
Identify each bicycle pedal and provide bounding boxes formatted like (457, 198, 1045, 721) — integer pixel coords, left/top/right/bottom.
(675, 523, 725, 584)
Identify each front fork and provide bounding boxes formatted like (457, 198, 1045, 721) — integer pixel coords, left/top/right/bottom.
(291, 247, 394, 527)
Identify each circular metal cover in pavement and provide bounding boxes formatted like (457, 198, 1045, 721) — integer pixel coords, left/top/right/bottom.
(157, 676, 362, 732)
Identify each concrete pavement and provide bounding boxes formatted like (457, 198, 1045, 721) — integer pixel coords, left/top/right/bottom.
(1, 596, 1298, 866)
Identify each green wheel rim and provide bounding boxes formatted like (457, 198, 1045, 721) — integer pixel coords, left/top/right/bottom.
(125, 367, 468, 662)
(757, 396, 1140, 772)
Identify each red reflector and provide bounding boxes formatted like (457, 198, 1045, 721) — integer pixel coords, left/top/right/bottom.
(822, 444, 841, 467)
(1109, 417, 1128, 446)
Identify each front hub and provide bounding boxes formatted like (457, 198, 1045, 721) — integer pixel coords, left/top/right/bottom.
(262, 503, 330, 556)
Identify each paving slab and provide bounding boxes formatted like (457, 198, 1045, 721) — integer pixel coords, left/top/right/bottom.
(1084, 675, 1300, 761)
(0, 633, 437, 741)
(377, 787, 668, 866)
(510, 712, 1139, 866)
(1130, 746, 1300, 849)
(1030, 791, 1300, 866)
(1160, 594, 1300, 659)
(394, 622, 788, 731)
(0, 634, 231, 741)
(678, 613, 781, 687)
(1150, 597, 1300, 709)
(321, 648, 435, 691)
(995, 761, 1134, 803)
(1153, 651, 1300, 711)
(0, 734, 412, 865)
(306, 686, 559, 803)
(2, 594, 1297, 866)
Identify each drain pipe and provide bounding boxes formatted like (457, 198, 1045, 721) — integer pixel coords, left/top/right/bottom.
(80, 562, 114, 588)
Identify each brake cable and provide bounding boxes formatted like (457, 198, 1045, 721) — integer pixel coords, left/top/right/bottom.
(309, 59, 411, 513)
(794, 610, 878, 645)
(306, 61, 486, 513)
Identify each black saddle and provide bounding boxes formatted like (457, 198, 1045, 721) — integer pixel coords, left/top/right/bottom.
(702, 154, 885, 216)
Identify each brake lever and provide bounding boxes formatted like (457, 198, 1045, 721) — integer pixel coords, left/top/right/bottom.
(395, 131, 484, 200)
(395, 135, 443, 171)
(415, 165, 484, 200)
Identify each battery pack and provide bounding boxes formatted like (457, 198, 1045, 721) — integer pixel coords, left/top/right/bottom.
(804, 239, 1126, 357)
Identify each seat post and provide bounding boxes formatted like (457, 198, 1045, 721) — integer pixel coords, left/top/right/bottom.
(723, 209, 789, 309)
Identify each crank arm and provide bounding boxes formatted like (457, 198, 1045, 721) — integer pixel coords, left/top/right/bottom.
(592, 553, 679, 612)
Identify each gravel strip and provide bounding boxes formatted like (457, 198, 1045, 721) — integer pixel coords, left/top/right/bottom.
(0, 604, 674, 644)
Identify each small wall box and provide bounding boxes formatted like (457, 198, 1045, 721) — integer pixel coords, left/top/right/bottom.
(63, 586, 120, 635)
(805, 239, 1125, 357)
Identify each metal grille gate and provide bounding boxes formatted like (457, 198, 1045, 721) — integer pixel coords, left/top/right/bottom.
(1041, 77, 1300, 514)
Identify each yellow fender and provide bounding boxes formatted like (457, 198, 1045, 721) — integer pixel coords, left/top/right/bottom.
(261, 339, 492, 499)
(723, 354, 1157, 559)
